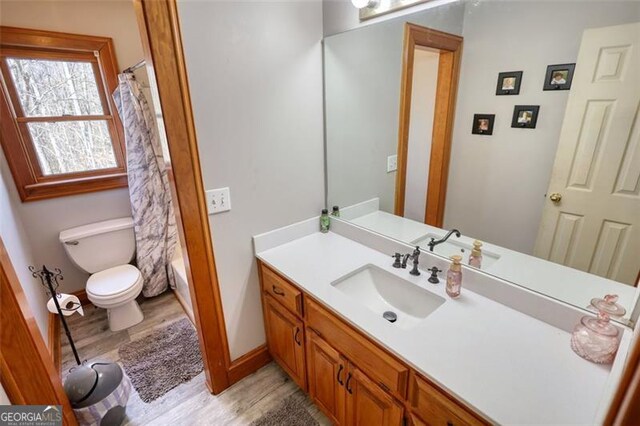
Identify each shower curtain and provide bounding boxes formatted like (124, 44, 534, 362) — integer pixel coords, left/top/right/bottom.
(113, 73, 177, 297)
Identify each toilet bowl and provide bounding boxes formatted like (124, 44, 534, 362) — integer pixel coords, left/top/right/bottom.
(86, 265, 144, 331)
(60, 217, 145, 331)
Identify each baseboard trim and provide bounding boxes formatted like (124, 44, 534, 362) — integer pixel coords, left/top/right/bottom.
(227, 344, 271, 385)
(72, 289, 90, 306)
(172, 289, 195, 325)
(48, 313, 61, 375)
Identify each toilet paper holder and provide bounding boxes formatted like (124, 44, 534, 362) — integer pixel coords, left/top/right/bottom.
(30, 264, 82, 366)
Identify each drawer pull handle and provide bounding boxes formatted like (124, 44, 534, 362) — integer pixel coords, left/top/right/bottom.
(294, 327, 301, 346)
(346, 372, 353, 394)
(272, 285, 285, 296)
(447, 422, 453, 426)
(337, 365, 344, 386)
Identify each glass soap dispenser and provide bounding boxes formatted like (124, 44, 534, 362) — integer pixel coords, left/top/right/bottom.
(320, 209, 330, 233)
(446, 255, 463, 298)
(468, 240, 483, 268)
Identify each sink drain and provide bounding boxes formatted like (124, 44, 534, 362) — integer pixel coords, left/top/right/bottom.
(383, 311, 397, 323)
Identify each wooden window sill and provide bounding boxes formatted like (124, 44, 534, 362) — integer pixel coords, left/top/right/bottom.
(21, 172, 128, 201)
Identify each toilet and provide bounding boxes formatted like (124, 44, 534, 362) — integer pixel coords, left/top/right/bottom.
(60, 217, 144, 331)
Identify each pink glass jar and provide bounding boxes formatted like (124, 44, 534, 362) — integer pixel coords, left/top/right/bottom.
(586, 294, 626, 319)
(570, 311, 620, 364)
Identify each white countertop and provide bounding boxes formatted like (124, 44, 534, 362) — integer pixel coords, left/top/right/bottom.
(349, 209, 638, 324)
(256, 230, 626, 425)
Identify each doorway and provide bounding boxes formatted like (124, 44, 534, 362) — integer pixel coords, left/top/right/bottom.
(0, 1, 254, 424)
(394, 23, 463, 227)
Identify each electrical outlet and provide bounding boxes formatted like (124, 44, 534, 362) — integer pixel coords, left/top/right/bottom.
(205, 187, 231, 215)
(387, 154, 398, 173)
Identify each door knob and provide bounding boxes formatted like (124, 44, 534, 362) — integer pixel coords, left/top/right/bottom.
(549, 192, 562, 203)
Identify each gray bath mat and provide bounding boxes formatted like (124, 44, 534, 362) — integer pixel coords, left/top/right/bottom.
(251, 394, 319, 426)
(118, 318, 202, 403)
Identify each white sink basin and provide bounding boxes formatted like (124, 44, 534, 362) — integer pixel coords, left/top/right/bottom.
(411, 234, 500, 269)
(331, 264, 444, 329)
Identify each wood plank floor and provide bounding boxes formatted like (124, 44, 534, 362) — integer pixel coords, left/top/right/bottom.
(61, 292, 329, 425)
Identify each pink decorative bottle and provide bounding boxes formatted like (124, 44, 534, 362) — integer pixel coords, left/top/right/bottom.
(446, 255, 463, 298)
(468, 240, 483, 268)
(570, 311, 620, 364)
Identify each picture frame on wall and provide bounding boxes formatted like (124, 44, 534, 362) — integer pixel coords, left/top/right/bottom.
(496, 71, 523, 95)
(543, 63, 575, 90)
(472, 114, 495, 135)
(511, 105, 540, 129)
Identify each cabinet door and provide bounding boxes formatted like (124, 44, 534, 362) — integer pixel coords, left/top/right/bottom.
(306, 331, 347, 424)
(264, 294, 306, 389)
(345, 365, 404, 426)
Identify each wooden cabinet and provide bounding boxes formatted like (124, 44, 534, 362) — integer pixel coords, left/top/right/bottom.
(305, 298, 408, 399)
(263, 294, 306, 389)
(307, 330, 403, 426)
(306, 331, 347, 424)
(259, 259, 487, 426)
(408, 372, 484, 426)
(345, 365, 404, 426)
(261, 264, 303, 317)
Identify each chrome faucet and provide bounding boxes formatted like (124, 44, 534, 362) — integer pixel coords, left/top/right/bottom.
(427, 229, 461, 252)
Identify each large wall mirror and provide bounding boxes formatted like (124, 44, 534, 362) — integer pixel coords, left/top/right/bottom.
(324, 0, 640, 326)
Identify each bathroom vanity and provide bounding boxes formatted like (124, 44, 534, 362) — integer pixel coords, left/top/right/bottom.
(254, 219, 631, 425)
(254, 2, 639, 423)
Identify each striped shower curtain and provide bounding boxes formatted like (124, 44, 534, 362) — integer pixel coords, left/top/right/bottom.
(113, 73, 177, 297)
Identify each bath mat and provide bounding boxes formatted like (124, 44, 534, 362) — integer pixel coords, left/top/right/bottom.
(251, 394, 319, 426)
(118, 318, 202, 403)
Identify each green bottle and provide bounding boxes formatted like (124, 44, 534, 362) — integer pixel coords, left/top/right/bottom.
(331, 205, 340, 217)
(320, 209, 330, 233)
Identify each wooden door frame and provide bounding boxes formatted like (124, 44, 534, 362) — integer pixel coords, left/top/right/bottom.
(1, 0, 270, 414)
(132, 0, 233, 393)
(0, 237, 78, 425)
(394, 23, 462, 227)
(605, 334, 640, 425)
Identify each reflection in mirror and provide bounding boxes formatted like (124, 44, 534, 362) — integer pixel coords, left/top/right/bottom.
(325, 0, 640, 325)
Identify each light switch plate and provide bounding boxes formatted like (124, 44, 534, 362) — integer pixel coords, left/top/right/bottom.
(205, 187, 231, 214)
(387, 154, 398, 173)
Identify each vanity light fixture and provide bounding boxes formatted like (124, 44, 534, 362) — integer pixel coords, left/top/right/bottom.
(351, 0, 380, 9)
(358, 0, 456, 21)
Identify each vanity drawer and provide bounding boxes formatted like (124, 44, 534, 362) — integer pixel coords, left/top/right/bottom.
(305, 298, 409, 399)
(408, 372, 486, 426)
(260, 263, 303, 317)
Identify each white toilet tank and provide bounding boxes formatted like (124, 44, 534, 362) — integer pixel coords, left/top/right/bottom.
(59, 217, 136, 274)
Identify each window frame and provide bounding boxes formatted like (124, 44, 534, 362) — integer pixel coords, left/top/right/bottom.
(0, 26, 127, 201)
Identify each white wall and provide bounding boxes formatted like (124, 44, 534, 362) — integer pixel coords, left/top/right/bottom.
(0, 151, 48, 342)
(325, 3, 465, 212)
(0, 0, 147, 292)
(177, 0, 325, 360)
(443, 0, 640, 254)
(404, 48, 439, 222)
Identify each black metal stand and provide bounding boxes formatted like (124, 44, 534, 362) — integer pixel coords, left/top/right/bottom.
(30, 265, 82, 366)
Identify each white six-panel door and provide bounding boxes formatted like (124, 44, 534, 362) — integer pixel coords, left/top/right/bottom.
(534, 22, 640, 286)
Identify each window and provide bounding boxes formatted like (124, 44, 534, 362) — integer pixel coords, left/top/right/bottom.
(0, 27, 127, 201)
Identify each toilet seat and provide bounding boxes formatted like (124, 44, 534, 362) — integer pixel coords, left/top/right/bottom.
(86, 265, 143, 308)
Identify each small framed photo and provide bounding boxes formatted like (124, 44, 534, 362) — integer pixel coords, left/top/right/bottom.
(511, 105, 540, 129)
(496, 71, 523, 95)
(543, 63, 575, 90)
(472, 114, 495, 135)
